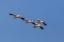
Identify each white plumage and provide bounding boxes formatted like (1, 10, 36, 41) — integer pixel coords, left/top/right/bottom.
(24, 19, 34, 23)
(32, 23, 44, 30)
(9, 13, 23, 19)
(37, 19, 47, 26)
(9, 13, 47, 30)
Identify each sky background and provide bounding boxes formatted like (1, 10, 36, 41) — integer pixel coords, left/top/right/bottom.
(0, 0, 64, 42)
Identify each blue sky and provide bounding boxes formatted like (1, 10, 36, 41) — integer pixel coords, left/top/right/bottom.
(0, 0, 64, 42)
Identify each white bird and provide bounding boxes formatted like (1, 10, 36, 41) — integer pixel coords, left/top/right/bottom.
(24, 19, 34, 24)
(32, 23, 44, 30)
(37, 19, 47, 26)
(9, 13, 25, 19)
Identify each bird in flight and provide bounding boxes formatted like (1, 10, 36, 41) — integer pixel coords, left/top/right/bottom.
(9, 13, 47, 30)
(24, 19, 34, 24)
(9, 13, 25, 20)
(32, 22, 44, 30)
(37, 19, 47, 26)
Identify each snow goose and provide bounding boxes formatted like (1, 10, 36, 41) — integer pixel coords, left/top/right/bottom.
(32, 23, 44, 30)
(24, 19, 34, 24)
(9, 13, 24, 19)
(37, 19, 47, 26)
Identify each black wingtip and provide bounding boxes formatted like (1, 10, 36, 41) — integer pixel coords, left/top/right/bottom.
(44, 24, 47, 26)
(40, 27, 44, 30)
(9, 13, 13, 15)
(41, 28, 44, 30)
(9, 14, 13, 15)
(32, 22, 35, 25)
(43, 23, 47, 26)
(21, 17, 25, 20)
(9, 13, 14, 15)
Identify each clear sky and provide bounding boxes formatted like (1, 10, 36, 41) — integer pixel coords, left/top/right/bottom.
(0, 0, 64, 42)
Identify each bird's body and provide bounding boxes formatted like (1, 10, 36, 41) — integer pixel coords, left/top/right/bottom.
(37, 19, 47, 26)
(9, 13, 23, 19)
(25, 19, 34, 23)
(32, 23, 44, 30)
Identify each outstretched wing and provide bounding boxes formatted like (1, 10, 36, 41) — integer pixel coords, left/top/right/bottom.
(9, 13, 17, 16)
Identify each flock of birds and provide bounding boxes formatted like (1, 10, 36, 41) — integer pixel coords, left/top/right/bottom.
(9, 13, 47, 30)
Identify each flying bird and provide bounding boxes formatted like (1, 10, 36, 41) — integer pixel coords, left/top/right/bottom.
(9, 13, 47, 30)
(37, 19, 47, 26)
(24, 19, 34, 24)
(32, 23, 44, 30)
(9, 13, 24, 19)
